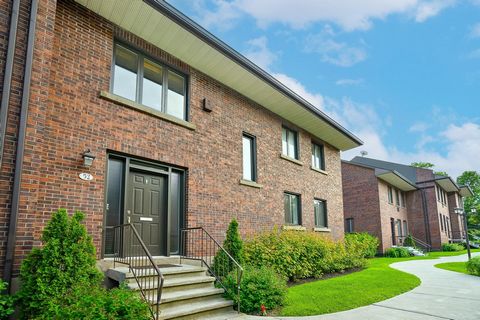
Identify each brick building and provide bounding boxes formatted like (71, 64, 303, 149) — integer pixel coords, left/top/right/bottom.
(342, 157, 472, 252)
(0, 0, 362, 288)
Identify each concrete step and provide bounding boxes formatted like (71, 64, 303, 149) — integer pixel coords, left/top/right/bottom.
(107, 264, 208, 283)
(157, 297, 234, 320)
(127, 275, 217, 294)
(154, 287, 226, 312)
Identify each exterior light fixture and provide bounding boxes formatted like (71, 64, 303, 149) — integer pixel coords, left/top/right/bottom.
(82, 149, 96, 167)
(454, 207, 463, 215)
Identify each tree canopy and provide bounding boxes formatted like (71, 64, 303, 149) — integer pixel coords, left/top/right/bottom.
(457, 171, 480, 226)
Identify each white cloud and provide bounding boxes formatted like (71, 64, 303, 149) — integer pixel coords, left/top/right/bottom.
(336, 78, 364, 86)
(469, 23, 480, 38)
(414, 0, 456, 22)
(244, 36, 278, 70)
(187, 0, 457, 32)
(409, 122, 429, 132)
(468, 48, 480, 59)
(304, 26, 367, 67)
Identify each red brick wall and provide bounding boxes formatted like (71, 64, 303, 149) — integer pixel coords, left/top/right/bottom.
(0, 0, 42, 277)
(377, 181, 409, 251)
(448, 192, 463, 240)
(4, 0, 346, 275)
(341, 163, 382, 249)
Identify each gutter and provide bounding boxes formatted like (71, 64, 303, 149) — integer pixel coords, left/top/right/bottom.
(143, 0, 363, 148)
(0, 0, 20, 168)
(3, 0, 39, 288)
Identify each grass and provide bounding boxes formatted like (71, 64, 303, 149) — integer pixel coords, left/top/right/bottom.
(280, 257, 422, 316)
(434, 262, 469, 274)
(279, 249, 480, 317)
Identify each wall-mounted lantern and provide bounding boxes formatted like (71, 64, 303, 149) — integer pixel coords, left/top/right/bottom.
(82, 149, 96, 167)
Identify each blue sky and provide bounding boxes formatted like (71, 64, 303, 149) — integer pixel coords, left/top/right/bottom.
(170, 0, 480, 178)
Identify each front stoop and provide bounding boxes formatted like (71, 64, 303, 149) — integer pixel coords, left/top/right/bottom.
(107, 262, 240, 320)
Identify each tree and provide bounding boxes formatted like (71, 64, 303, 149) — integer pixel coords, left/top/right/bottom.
(457, 171, 480, 226)
(411, 162, 448, 177)
(213, 218, 244, 276)
(411, 162, 435, 169)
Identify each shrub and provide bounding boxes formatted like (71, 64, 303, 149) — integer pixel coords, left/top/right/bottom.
(224, 266, 287, 314)
(441, 243, 464, 252)
(32, 283, 151, 320)
(403, 235, 416, 248)
(0, 281, 14, 320)
(244, 230, 365, 281)
(384, 247, 411, 258)
(18, 209, 103, 318)
(213, 218, 244, 276)
(466, 256, 480, 276)
(345, 232, 379, 258)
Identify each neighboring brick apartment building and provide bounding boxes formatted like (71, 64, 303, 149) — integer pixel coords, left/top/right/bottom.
(0, 0, 362, 288)
(342, 157, 472, 252)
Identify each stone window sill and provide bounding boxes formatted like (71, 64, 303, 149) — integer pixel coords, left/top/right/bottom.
(99, 91, 196, 131)
(310, 166, 328, 175)
(280, 154, 303, 166)
(313, 227, 331, 232)
(282, 225, 306, 231)
(239, 179, 263, 189)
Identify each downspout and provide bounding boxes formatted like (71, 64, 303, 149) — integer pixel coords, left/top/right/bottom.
(420, 188, 432, 246)
(3, 0, 39, 288)
(0, 0, 21, 167)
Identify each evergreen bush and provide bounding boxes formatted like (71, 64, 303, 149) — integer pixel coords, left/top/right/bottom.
(441, 243, 464, 252)
(18, 209, 103, 318)
(0, 281, 14, 320)
(466, 256, 480, 276)
(213, 218, 244, 276)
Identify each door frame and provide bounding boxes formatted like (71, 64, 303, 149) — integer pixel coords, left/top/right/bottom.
(102, 152, 187, 258)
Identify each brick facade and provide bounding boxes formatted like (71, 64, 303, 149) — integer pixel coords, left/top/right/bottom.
(343, 160, 464, 252)
(0, 0, 347, 277)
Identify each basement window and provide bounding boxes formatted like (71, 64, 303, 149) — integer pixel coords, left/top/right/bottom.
(112, 43, 188, 121)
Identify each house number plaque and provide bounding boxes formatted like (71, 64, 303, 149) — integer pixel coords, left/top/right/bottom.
(79, 173, 94, 181)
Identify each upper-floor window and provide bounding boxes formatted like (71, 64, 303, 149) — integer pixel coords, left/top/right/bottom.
(282, 127, 299, 159)
(387, 186, 393, 204)
(284, 192, 301, 225)
(112, 43, 187, 120)
(314, 199, 327, 228)
(311, 142, 325, 170)
(395, 189, 400, 207)
(345, 218, 354, 233)
(401, 192, 406, 208)
(242, 133, 257, 182)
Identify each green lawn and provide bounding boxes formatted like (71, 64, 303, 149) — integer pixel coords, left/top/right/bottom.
(434, 262, 469, 274)
(280, 257, 422, 316)
(279, 249, 480, 317)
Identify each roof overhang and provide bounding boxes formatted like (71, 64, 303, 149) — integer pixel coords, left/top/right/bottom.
(375, 169, 417, 192)
(74, 0, 362, 151)
(435, 176, 459, 193)
(459, 185, 474, 197)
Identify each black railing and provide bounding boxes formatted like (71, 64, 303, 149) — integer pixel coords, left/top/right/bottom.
(180, 227, 243, 313)
(395, 235, 432, 252)
(113, 224, 164, 320)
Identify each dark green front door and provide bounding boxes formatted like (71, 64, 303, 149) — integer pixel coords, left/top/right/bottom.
(127, 170, 167, 256)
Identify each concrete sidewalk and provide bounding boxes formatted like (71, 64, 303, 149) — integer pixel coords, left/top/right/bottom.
(240, 252, 480, 320)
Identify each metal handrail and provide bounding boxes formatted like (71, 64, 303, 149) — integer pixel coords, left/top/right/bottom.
(113, 223, 164, 320)
(180, 227, 243, 313)
(395, 235, 432, 252)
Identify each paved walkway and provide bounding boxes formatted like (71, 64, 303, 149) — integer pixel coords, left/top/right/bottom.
(241, 252, 480, 320)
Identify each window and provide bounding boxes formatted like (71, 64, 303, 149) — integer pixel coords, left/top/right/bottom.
(311, 142, 325, 170)
(403, 220, 408, 236)
(314, 199, 327, 228)
(397, 219, 402, 239)
(242, 133, 256, 181)
(346, 218, 354, 233)
(401, 192, 407, 208)
(112, 43, 187, 120)
(388, 186, 393, 204)
(284, 193, 301, 225)
(282, 127, 298, 159)
(395, 189, 400, 207)
(440, 214, 444, 231)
